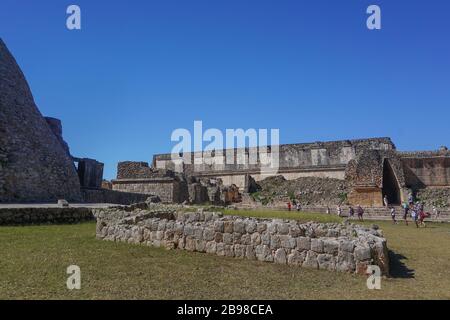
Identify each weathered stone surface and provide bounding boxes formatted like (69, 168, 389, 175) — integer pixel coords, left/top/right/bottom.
(311, 238, 324, 253)
(95, 206, 390, 275)
(287, 250, 306, 265)
(303, 251, 319, 269)
(354, 246, 371, 261)
(0, 39, 82, 203)
(256, 245, 273, 262)
(224, 221, 234, 233)
(297, 237, 311, 251)
(234, 244, 246, 258)
(323, 239, 339, 255)
(317, 254, 336, 271)
(274, 248, 287, 264)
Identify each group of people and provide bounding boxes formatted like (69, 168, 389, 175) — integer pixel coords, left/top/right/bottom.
(287, 193, 441, 228)
(287, 200, 302, 212)
(336, 204, 365, 221)
(385, 194, 440, 227)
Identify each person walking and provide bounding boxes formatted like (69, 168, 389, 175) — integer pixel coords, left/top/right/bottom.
(390, 207, 398, 224)
(296, 202, 301, 212)
(411, 208, 419, 228)
(326, 206, 330, 215)
(337, 205, 342, 217)
(432, 206, 440, 220)
(402, 202, 409, 225)
(408, 192, 414, 206)
(383, 195, 389, 207)
(287, 201, 292, 212)
(348, 206, 355, 219)
(356, 205, 364, 221)
(418, 210, 430, 227)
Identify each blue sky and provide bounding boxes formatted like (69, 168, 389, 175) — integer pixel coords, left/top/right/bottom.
(1, 0, 449, 179)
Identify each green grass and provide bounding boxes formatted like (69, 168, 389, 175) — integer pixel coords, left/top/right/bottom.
(222, 209, 344, 223)
(0, 210, 449, 300)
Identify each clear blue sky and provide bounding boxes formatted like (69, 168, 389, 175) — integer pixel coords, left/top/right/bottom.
(1, 0, 449, 180)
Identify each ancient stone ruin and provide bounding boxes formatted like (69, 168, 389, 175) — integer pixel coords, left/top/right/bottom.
(95, 204, 390, 276)
(1, 36, 448, 214)
(0, 39, 82, 203)
(112, 137, 450, 210)
(0, 38, 147, 205)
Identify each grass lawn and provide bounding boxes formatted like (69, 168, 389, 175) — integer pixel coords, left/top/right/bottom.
(0, 210, 449, 300)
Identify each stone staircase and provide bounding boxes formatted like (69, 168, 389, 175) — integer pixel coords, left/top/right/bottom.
(235, 200, 450, 222)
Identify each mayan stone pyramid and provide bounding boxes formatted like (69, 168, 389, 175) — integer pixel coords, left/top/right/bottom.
(0, 39, 81, 203)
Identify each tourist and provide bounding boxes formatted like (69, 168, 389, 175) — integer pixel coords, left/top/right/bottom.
(326, 206, 330, 215)
(296, 202, 301, 212)
(348, 206, 354, 219)
(411, 209, 418, 228)
(337, 205, 342, 217)
(418, 210, 430, 228)
(383, 195, 389, 207)
(356, 205, 364, 221)
(408, 192, 414, 206)
(287, 201, 292, 212)
(433, 206, 440, 220)
(390, 207, 397, 224)
(402, 202, 409, 225)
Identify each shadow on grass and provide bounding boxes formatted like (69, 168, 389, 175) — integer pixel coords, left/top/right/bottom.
(389, 251, 415, 279)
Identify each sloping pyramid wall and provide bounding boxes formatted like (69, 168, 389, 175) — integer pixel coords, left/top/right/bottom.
(0, 39, 81, 203)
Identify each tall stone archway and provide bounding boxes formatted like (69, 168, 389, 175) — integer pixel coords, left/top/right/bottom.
(382, 159, 401, 205)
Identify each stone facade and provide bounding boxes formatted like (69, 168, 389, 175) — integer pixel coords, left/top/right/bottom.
(153, 138, 395, 189)
(0, 39, 82, 203)
(95, 204, 390, 275)
(81, 188, 150, 205)
(116, 139, 450, 208)
(346, 148, 450, 206)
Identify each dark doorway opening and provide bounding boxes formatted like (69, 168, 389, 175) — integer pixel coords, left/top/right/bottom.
(382, 159, 401, 205)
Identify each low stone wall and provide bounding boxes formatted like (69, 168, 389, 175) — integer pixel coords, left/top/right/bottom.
(81, 188, 149, 205)
(95, 205, 390, 275)
(0, 207, 94, 226)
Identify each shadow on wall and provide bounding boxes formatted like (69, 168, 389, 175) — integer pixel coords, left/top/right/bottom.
(388, 251, 415, 279)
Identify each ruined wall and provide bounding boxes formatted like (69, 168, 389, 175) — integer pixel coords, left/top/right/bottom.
(402, 157, 450, 188)
(81, 188, 149, 205)
(0, 207, 94, 226)
(153, 138, 394, 186)
(95, 206, 390, 275)
(112, 178, 180, 203)
(0, 39, 82, 203)
(117, 161, 155, 179)
(345, 150, 408, 206)
(76, 158, 104, 189)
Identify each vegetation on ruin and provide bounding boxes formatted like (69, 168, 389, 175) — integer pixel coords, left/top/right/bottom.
(1, 211, 449, 300)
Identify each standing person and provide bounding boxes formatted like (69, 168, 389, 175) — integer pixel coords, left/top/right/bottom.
(383, 195, 389, 207)
(348, 206, 355, 219)
(356, 205, 364, 221)
(402, 202, 409, 225)
(296, 202, 301, 212)
(287, 201, 292, 212)
(418, 210, 430, 228)
(337, 205, 342, 217)
(411, 208, 419, 228)
(433, 206, 440, 220)
(408, 192, 414, 206)
(390, 207, 398, 224)
(326, 206, 330, 215)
